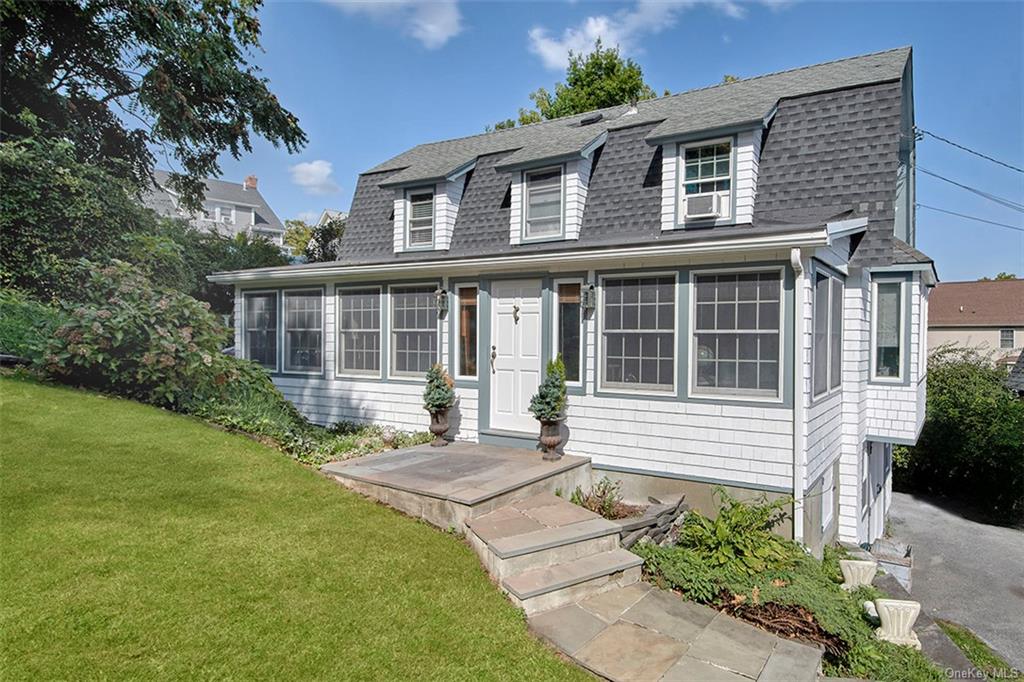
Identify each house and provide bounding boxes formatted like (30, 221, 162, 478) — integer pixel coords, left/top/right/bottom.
(927, 279, 1024, 366)
(209, 47, 936, 554)
(316, 209, 348, 227)
(142, 170, 286, 247)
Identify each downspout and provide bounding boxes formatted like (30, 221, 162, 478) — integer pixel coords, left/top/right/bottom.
(790, 247, 806, 545)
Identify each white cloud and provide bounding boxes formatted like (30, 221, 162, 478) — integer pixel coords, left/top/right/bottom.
(326, 0, 462, 49)
(528, 0, 783, 70)
(289, 160, 341, 196)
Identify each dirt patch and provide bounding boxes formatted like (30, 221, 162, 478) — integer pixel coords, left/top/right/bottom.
(718, 592, 847, 659)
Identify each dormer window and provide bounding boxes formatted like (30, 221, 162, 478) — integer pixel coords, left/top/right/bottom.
(681, 141, 732, 222)
(524, 167, 563, 240)
(406, 189, 434, 249)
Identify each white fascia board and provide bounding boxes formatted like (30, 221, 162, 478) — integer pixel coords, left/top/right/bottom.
(866, 263, 938, 287)
(445, 159, 476, 182)
(825, 216, 869, 242)
(581, 131, 608, 158)
(207, 228, 828, 284)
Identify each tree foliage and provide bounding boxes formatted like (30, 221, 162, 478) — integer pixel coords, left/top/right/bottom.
(895, 345, 1024, 524)
(491, 40, 657, 130)
(283, 219, 314, 256)
(1, 0, 306, 208)
(978, 272, 1018, 281)
(304, 215, 346, 263)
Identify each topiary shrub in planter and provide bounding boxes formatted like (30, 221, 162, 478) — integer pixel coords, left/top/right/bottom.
(423, 364, 455, 446)
(529, 356, 567, 461)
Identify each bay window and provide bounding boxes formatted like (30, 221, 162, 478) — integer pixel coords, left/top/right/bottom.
(524, 167, 563, 239)
(693, 271, 781, 397)
(601, 276, 675, 391)
(391, 285, 438, 376)
(873, 281, 903, 379)
(813, 270, 844, 396)
(456, 286, 478, 378)
(337, 288, 381, 375)
(556, 281, 582, 384)
(283, 290, 323, 373)
(243, 291, 277, 370)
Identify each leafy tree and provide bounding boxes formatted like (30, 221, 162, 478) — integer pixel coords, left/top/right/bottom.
(1, 0, 306, 209)
(722, 74, 740, 84)
(304, 215, 346, 263)
(283, 219, 314, 255)
(978, 272, 1018, 281)
(491, 40, 657, 129)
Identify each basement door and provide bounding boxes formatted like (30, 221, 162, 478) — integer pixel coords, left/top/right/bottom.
(489, 279, 543, 433)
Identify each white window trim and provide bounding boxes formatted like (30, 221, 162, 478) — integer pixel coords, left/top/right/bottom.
(812, 269, 844, 399)
(453, 283, 479, 381)
(821, 466, 834, 531)
(688, 266, 785, 403)
(387, 282, 441, 380)
(597, 271, 679, 397)
(335, 284, 384, 379)
(870, 278, 905, 382)
(677, 136, 734, 226)
(281, 288, 325, 376)
(522, 165, 565, 242)
(404, 187, 435, 251)
(553, 277, 585, 388)
(999, 328, 1015, 350)
(241, 289, 279, 373)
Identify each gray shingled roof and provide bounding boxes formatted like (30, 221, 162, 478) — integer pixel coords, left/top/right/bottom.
(367, 47, 910, 187)
(142, 170, 285, 232)
(1007, 353, 1024, 394)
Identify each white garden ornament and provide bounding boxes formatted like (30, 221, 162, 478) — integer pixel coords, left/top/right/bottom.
(873, 598, 922, 649)
(839, 559, 878, 590)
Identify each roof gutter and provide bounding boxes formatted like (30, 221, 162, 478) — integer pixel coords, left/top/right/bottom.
(789, 247, 806, 546)
(208, 228, 829, 284)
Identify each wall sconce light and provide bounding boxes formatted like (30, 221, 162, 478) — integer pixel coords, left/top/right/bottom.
(434, 288, 449, 318)
(580, 284, 597, 315)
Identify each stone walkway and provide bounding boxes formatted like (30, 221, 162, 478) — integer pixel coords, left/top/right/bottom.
(529, 582, 822, 681)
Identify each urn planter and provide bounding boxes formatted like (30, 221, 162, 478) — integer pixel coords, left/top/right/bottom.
(873, 598, 922, 649)
(539, 418, 563, 461)
(428, 408, 450, 447)
(839, 559, 878, 591)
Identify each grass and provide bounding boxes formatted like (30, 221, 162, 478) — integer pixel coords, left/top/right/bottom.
(0, 377, 586, 680)
(936, 619, 1015, 678)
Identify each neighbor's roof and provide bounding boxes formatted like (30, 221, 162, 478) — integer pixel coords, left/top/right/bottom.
(142, 170, 285, 232)
(1007, 353, 1024, 394)
(929, 280, 1024, 327)
(368, 47, 911, 187)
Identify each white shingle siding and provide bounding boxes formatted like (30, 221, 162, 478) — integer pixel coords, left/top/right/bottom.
(392, 189, 406, 252)
(564, 157, 591, 241)
(509, 176, 523, 246)
(434, 180, 462, 251)
(838, 269, 871, 542)
(661, 129, 762, 231)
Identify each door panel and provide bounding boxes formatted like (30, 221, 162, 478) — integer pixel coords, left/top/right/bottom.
(490, 279, 543, 433)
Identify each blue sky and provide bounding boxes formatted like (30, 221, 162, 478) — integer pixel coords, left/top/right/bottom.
(213, 0, 1023, 281)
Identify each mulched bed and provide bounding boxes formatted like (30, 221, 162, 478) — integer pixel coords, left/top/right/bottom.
(718, 590, 848, 659)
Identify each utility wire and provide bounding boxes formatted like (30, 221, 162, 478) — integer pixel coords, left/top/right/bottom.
(917, 166, 1024, 213)
(916, 127, 1024, 174)
(917, 203, 1024, 233)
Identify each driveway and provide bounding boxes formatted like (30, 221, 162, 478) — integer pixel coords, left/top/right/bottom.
(888, 492, 1024, 669)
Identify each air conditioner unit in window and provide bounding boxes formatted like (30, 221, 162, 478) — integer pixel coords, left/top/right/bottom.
(685, 193, 721, 220)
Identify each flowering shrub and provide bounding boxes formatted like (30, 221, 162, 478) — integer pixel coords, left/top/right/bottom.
(38, 260, 231, 406)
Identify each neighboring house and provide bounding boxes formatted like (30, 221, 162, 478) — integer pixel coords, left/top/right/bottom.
(1007, 353, 1024, 397)
(316, 209, 348, 228)
(210, 47, 935, 554)
(928, 279, 1024, 366)
(142, 170, 286, 247)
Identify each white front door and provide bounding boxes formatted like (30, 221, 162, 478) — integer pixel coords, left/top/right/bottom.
(489, 279, 543, 433)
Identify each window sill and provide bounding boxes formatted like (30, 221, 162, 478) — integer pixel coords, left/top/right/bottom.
(689, 389, 783, 405)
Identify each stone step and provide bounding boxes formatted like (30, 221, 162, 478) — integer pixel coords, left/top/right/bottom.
(502, 549, 643, 616)
(470, 518, 621, 577)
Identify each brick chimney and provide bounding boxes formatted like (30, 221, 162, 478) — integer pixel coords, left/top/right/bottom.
(243, 175, 258, 191)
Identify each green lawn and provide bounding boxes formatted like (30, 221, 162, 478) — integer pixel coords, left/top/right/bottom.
(0, 378, 585, 680)
(936, 619, 1015, 679)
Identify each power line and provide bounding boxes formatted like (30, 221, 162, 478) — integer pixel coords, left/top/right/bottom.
(917, 166, 1024, 213)
(917, 127, 1024, 174)
(917, 203, 1024, 233)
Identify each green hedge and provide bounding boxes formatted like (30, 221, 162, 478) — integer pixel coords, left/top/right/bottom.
(895, 346, 1024, 524)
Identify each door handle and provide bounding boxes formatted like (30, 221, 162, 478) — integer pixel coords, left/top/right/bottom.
(490, 345, 497, 374)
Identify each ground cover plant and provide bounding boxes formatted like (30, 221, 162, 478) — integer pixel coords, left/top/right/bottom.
(633, 490, 945, 682)
(936, 619, 1015, 679)
(0, 377, 587, 680)
(569, 476, 644, 519)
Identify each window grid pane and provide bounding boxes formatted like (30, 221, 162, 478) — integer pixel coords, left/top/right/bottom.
(284, 291, 322, 372)
(244, 293, 277, 369)
(693, 272, 781, 395)
(830, 280, 843, 389)
(408, 192, 433, 247)
(684, 143, 731, 195)
(392, 286, 437, 375)
(813, 273, 829, 396)
(602, 276, 675, 389)
(526, 168, 562, 238)
(338, 289, 381, 374)
(1000, 329, 1014, 349)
